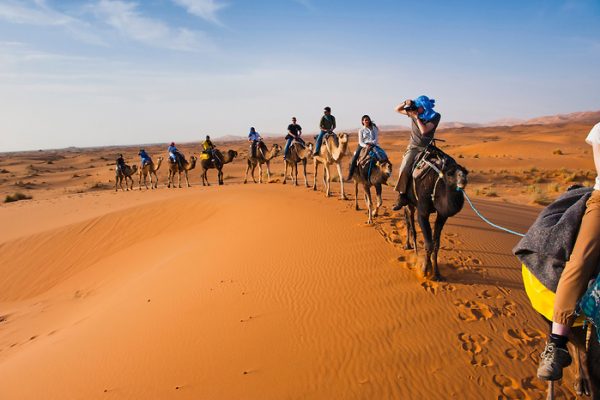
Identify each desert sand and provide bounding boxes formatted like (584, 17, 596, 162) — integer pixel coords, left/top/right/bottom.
(0, 118, 597, 399)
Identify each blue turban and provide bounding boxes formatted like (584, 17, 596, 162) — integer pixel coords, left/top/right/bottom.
(413, 95, 438, 121)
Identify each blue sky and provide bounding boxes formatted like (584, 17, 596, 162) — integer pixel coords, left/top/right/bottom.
(0, 0, 599, 151)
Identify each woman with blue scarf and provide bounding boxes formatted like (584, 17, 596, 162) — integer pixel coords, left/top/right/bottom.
(392, 95, 442, 210)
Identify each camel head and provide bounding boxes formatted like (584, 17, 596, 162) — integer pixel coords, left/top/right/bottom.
(444, 163, 468, 190)
(306, 142, 314, 157)
(271, 144, 282, 157)
(337, 132, 349, 144)
(227, 150, 238, 160)
(378, 160, 393, 183)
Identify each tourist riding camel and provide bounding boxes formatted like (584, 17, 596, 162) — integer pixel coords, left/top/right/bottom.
(138, 155, 163, 190)
(248, 127, 267, 159)
(115, 161, 138, 192)
(348, 115, 391, 224)
(402, 143, 468, 281)
(167, 155, 197, 188)
(312, 131, 349, 199)
(116, 153, 126, 174)
(392, 95, 442, 210)
(138, 148, 152, 169)
(283, 141, 313, 187)
(283, 117, 305, 161)
(313, 106, 336, 157)
(202, 135, 221, 168)
(244, 142, 281, 184)
(514, 121, 600, 384)
(168, 142, 186, 170)
(200, 149, 238, 186)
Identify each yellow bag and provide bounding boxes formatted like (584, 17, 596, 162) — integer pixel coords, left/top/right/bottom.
(521, 264, 584, 327)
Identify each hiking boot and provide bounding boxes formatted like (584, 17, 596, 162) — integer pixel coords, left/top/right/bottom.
(537, 342, 572, 381)
(392, 193, 408, 211)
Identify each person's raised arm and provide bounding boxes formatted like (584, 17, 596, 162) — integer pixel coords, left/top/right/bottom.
(395, 99, 413, 115)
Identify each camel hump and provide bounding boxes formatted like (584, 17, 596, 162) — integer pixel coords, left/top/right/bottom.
(412, 146, 456, 180)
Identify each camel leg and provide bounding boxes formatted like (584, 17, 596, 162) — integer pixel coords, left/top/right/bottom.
(266, 161, 271, 183)
(336, 162, 347, 200)
(283, 162, 288, 185)
(354, 181, 359, 210)
(324, 164, 331, 197)
(417, 210, 433, 278)
(302, 159, 308, 188)
(218, 167, 223, 185)
(184, 170, 190, 187)
(115, 175, 118, 192)
(374, 183, 382, 218)
(177, 171, 182, 188)
(431, 214, 448, 281)
(292, 162, 297, 186)
(258, 163, 263, 184)
(244, 161, 251, 184)
(365, 185, 373, 224)
(312, 160, 319, 191)
(138, 172, 142, 190)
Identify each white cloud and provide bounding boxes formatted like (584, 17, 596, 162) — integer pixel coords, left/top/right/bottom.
(171, 0, 227, 24)
(0, 1, 106, 46)
(93, 0, 214, 52)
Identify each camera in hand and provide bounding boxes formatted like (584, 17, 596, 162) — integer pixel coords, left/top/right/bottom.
(403, 102, 418, 112)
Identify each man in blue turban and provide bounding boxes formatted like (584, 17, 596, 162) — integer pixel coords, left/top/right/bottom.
(392, 95, 442, 210)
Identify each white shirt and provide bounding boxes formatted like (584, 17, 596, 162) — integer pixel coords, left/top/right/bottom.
(585, 122, 600, 190)
(358, 125, 379, 147)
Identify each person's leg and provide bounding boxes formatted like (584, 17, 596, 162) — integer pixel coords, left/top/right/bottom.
(284, 138, 292, 159)
(313, 130, 326, 155)
(392, 147, 421, 210)
(251, 142, 256, 158)
(346, 146, 361, 181)
(538, 190, 600, 380)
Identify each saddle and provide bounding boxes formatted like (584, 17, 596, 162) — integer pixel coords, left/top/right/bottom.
(411, 146, 456, 180)
(357, 146, 386, 168)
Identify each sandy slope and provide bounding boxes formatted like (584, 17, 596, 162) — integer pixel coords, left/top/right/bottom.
(0, 181, 579, 399)
(1, 120, 598, 399)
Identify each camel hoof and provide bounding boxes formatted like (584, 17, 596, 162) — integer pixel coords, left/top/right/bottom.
(355, 206, 360, 211)
(574, 377, 591, 396)
(431, 274, 444, 282)
(341, 195, 348, 200)
(403, 243, 413, 250)
(282, 180, 286, 185)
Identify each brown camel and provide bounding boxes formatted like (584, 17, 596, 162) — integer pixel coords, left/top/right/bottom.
(282, 142, 313, 187)
(313, 132, 349, 199)
(115, 164, 138, 192)
(167, 155, 197, 188)
(200, 149, 238, 186)
(352, 148, 393, 224)
(243, 143, 281, 184)
(138, 156, 163, 190)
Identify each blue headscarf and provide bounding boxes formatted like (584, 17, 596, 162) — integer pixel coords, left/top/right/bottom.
(413, 95, 438, 121)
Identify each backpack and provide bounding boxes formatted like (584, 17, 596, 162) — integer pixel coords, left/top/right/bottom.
(578, 279, 600, 342)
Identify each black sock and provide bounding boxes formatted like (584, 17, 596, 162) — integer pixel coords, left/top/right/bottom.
(549, 333, 569, 349)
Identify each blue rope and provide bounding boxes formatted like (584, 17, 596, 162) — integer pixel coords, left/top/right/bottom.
(458, 188, 526, 237)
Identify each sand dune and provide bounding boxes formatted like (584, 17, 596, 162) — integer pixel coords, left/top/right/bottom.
(1, 120, 597, 399)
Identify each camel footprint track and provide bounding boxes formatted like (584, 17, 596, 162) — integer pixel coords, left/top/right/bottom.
(493, 374, 539, 400)
(502, 328, 544, 347)
(458, 333, 494, 367)
(420, 280, 456, 294)
(453, 299, 494, 322)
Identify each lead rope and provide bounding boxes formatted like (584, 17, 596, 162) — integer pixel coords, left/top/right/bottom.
(458, 188, 526, 237)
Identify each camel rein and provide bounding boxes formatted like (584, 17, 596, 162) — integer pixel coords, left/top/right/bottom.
(458, 188, 526, 237)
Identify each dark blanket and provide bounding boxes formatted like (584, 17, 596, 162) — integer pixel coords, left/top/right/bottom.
(513, 186, 593, 292)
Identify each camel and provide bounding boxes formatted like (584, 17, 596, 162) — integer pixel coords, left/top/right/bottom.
(282, 142, 313, 187)
(402, 146, 468, 280)
(312, 132, 349, 199)
(351, 148, 393, 224)
(243, 142, 281, 184)
(200, 149, 238, 186)
(138, 157, 163, 190)
(115, 164, 138, 192)
(167, 155, 197, 188)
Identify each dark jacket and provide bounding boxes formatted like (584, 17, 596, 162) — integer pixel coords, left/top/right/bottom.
(513, 186, 593, 291)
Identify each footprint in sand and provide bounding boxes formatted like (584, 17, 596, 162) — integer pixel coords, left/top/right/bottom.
(421, 281, 456, 294)
(502, 328, 544, 347)
(458, 333, 494, 367)
(504, 348, 528, 361)
(453, 299, 494, 321)
(492, 374, 532, 400)
(499, 301, 517, 317)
